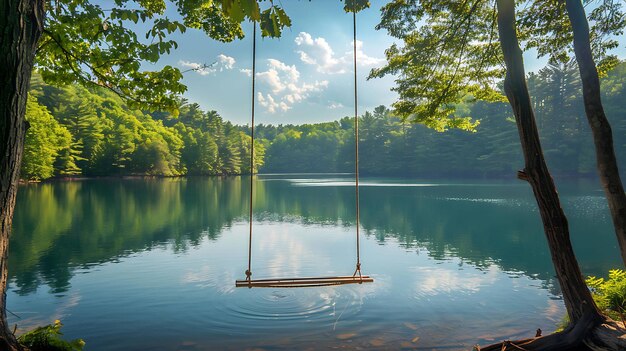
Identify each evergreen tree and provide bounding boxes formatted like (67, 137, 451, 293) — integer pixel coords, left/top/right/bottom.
(21, 98, 71, 180)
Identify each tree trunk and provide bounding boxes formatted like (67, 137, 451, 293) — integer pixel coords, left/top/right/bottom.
(482, 1, 626, 348)
(0, 1, 45, 350)
(565, 0, 626, 267)
(496, 0, 601, 325)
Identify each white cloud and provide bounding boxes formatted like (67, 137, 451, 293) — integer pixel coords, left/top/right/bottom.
(351, 40, 385, 67)
(217, 54, 236, 70)
(295, 32, 345, 74)
(283, 80, 328, 104)
(294, 32, 385, 74)
(269, 59, 300, 82)
(413, 265, 499, 296)
(328, 102, 344, 109)
(179, 54, 237, 76)
(258, 92, 290, 113)
(255, 59, 328, 113)
(257, 68, 286, 93)
(256, 59, 302, 94)
(239, 68, 252, 77)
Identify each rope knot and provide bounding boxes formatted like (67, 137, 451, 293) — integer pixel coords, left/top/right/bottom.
(245, 270, 252, 279)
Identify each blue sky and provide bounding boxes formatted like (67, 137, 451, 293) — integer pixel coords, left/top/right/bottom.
(154, 0, 398, 125)
(149, 0, 625, 125)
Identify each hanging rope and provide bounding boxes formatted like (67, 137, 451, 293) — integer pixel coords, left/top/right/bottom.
(352, 11, 363, 281)
(246, 23, 257, 284)
(240, 12, 368, 288)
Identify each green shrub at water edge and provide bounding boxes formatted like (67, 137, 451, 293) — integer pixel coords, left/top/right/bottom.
(18, 319, 85, 351)
(556, 269, 626, 331)
(586, 269, 626, 323)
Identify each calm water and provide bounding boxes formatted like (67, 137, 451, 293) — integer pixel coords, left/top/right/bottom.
(7, 175, 622, 350)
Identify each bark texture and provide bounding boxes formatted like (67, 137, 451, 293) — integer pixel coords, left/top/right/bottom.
(0, 1, 45, 350)
(565, 0, 626, 267)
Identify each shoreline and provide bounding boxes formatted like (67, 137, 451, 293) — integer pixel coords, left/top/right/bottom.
(17, 172, 605, 184)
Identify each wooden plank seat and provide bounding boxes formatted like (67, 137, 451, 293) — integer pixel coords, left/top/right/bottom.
(236, 275, 373, 288)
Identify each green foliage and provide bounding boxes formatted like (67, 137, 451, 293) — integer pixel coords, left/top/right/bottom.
(561, 269, 626, 329)
(262, 61, 626, 177)
(21, 97, 72, 181)
(36, 0, 295, 115)
(527, 59, 596, 174)
(371, 0, 625, 131)
(261, 103, 521, 177)
(370, 0, 504, 131)
(519, 0, 625, 75)
(263, 122, 345, 173)
(38, 0, 187, 113)
(343, 0, 371, 13)
(18, 319, 85, 351)
(23, 76, 260, 180)
(587, 269, 626, 322)
(22, 61, 626, 180)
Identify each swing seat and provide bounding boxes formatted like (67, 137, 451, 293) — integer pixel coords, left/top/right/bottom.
(236, 275, 373, 288)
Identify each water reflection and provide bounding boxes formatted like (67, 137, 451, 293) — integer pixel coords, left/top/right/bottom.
(11, 179, 237, 294)
(6, 175, 624, 350)
(9, 175, 621, 296)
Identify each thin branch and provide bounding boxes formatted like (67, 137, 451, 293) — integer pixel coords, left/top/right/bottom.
(42, 28, 150, 107)
(404, 0, 485, 106)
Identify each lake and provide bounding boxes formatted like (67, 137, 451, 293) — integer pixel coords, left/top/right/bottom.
(7, 175, 622, 350)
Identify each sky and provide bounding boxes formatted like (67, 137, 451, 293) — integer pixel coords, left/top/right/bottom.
(152, 0, 399, 125)
(148, 0, 626, 126)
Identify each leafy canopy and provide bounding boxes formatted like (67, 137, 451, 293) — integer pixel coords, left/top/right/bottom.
(370, 0, 625, 131)
(37, 0, 292, 115)
(519, 0, 625, 76)
(36, 0, 370, 115)
(369, 0, 505, 132)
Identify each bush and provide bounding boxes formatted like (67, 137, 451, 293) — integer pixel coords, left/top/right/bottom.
(18, 320, 85, 351)
(586, 269, 626, 323)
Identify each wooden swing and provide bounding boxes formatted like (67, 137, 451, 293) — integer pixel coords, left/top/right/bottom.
(236, 12, 373, 288)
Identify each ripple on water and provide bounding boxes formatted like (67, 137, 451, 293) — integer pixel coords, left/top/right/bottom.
(211, 286, 369, 337)
(233, 288, 357, 320)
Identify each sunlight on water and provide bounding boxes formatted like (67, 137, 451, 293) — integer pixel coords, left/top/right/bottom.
(288, 178, 527, 188)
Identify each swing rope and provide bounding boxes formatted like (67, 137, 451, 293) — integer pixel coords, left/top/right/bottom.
(351, 11, 362, 280)
(246, 23, 256, 283)
(242, 11, 367, 287)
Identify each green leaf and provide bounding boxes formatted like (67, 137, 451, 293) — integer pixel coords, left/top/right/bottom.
(130, 11, 139, 23)
(344, 0, 370, 13)
(241, 0, 261, 21)
(275, 7, 292, 27)
(259, 7, 289, 38)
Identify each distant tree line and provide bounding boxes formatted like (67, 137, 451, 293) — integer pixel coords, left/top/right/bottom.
(22, 74, 264, 180)
(22, 61, 626, 181)
(260, 60, 626, 178)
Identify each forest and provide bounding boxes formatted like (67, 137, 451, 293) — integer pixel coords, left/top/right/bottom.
(23, 60, 626, 181)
